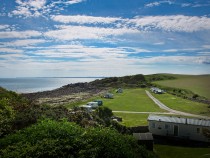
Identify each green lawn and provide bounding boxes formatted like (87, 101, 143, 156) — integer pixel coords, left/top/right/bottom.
(113, 113, 149, 126)
(102, 88, 165, 112)
(98, 88, 165, 126)
(153, 92, 210, 116)
(154, 75, 210, 99)
(154, 144, 210, 158)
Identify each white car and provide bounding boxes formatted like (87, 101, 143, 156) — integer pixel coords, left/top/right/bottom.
(79, 105, 92, 112)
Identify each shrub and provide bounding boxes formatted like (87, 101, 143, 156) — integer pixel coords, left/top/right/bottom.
(0, 119, 155, 158)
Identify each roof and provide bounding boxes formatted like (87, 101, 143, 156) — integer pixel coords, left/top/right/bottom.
(148, 115, 210, 127)
(133, 133, 153, 140)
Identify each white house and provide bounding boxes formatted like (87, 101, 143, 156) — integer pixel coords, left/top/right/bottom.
(148, 115, 210, 143)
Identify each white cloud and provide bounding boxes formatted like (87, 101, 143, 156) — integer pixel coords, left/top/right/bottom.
(12, 0, 47, 18)
(0, 25, 10, 30)
(135, 56, 210, 65)
(153, 42, 165, 45)
(145, 1, 173, 8)
(45, 25, 139, 40)
(0, 30, 42, 38)
(130, 15, 210, 32)
(51, 15, 120, 24)
(181, 2, 210, 8)
(202, 45, 210, 49)
(181, 3, 191, 7)
(65, 0, 85, 5)
(27, 44, 148, 60)
(11, 0, 85, 18)
(9, 39, 46, 46)
(0, 48, 23, 53)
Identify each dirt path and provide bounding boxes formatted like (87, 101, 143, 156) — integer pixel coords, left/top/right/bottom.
(145, 90, 210, 119)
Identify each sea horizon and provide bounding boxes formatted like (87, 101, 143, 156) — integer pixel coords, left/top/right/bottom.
(0, 77, 104, 93)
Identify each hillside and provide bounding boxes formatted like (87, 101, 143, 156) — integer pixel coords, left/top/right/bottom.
(152, 74, 210, 100)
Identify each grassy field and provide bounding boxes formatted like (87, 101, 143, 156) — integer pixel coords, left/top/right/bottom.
(102, 88, 165, 112)
(154, 74, 210, 99)
(66, 88, 166, 126)
(153, 92, 210, 116)
(113, 113, 149, 126)
(154, 144, 210, 158)
(98, 88, 166, 127)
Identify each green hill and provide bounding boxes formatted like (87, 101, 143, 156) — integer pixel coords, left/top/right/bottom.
(152, 74, 210, 100)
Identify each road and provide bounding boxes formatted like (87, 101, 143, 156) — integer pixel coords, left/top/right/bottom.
(113, 111, 174, 115)
(145, 90, 210, 119)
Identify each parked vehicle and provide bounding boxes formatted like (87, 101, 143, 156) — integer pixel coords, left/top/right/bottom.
(79, 105, 92, 112)
(86, 102, 99, 108)
(94, 100, 103, 106)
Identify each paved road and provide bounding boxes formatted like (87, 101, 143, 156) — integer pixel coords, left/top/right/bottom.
(145, 90, 210, 119)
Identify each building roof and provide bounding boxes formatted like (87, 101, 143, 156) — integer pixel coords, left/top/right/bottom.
(148, 115, 210, 127)
(133, 133, 153, 140)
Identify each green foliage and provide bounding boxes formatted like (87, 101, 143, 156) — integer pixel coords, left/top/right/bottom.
(0, 119, 155, 158)
(91, 74, 145, 87)
(0, 98, 15, 136)
(0, 87, 29, 136)
(145, 74, 176, 82)
(95, 106, 113, 120)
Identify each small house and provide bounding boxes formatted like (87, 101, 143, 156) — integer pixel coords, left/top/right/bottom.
(116, 88, 123, 93)
(104, 93, 114, 99)
(148, 115, 210, 143)
(133, 133, 153, 150)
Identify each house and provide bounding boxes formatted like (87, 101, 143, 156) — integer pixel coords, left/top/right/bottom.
(104, 93, 114, 99)
(133, 133, 153, 150)
(148, 114, 210, 143)
(116, 88, 123, 93)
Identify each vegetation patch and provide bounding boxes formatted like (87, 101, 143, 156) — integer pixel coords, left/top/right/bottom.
(153, 93, 210, 116)
(102, 88, 166, 112)
(113, 113, 149, 126)
(0, 119, 156, 158)
(153, 75, 210, 100)
(154, 144, 210, 158)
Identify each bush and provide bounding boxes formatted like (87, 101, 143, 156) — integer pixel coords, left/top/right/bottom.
(0, 119, 155, 158)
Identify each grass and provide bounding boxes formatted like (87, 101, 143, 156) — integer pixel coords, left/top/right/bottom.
(154, 74, 210, 99)
(153, 92, 210, 116)
(154, 144, 210, 158)
(102, 88, 165, 112)
(113, 113, 149, 126)
(100, 88, 165, 127)
(66, 88, 165, 126)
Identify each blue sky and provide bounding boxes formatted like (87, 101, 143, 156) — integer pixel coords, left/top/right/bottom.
(0, 0, 210, 77)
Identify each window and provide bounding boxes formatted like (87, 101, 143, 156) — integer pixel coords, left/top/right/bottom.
(165, 124, 170, 129)
(196, 128, 200, 134)
(152, 122, 155, 128)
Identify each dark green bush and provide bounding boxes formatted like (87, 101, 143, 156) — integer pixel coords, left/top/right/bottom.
(0, 119, 155, 158)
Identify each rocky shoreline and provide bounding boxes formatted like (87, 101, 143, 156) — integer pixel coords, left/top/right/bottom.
(22, 82, 108, 106)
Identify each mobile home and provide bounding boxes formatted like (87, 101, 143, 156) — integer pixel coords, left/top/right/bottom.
(148, 115, 210, 143)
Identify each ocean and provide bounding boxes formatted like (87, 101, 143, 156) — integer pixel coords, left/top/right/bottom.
(0, 77, 101, 93)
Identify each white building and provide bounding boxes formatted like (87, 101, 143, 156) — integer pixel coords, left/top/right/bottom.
(148, 115, 210, 142)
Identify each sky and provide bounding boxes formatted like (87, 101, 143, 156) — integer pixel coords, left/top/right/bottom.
(0, 0, 210, 77)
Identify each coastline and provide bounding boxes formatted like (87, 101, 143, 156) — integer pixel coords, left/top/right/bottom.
(22, 82, 108, 106)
